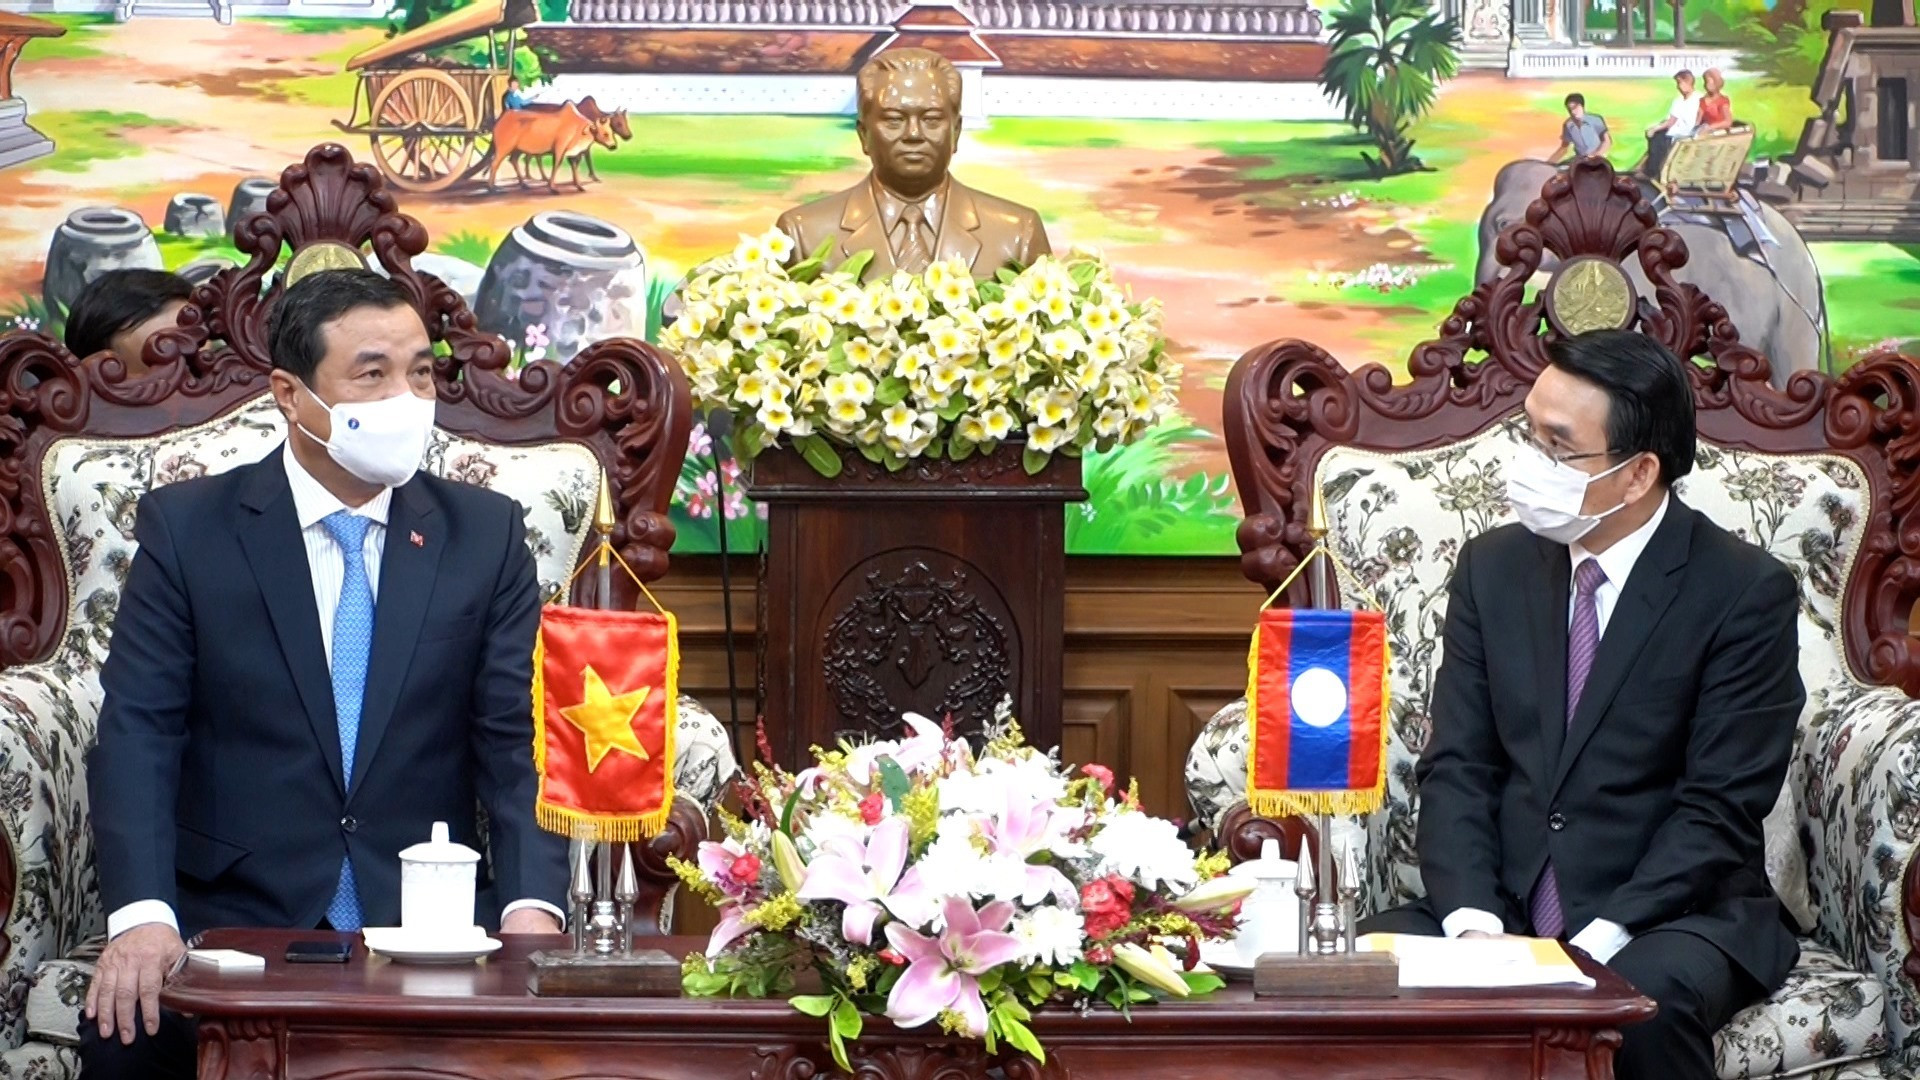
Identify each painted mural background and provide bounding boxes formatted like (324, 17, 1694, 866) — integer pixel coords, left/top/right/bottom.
(0, 0, 1899, 555)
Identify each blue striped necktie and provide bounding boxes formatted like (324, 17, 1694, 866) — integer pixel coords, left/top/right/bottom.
(321, 510, 373, 932)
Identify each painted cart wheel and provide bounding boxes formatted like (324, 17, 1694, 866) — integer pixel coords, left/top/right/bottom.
(367, 69, 478, 194)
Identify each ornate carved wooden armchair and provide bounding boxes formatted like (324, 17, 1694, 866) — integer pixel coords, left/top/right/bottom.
(1186, 158, 1911, 1080)
(0, 144, 735, 1076)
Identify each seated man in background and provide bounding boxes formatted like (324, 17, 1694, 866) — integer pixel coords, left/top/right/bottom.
(62, 268, 191, 375)
(1361, 330, 1803, 1080)
(82, 269, 568, 1079)
(1641, 69, 1700, 178)
(1550, 93, 1611, 163)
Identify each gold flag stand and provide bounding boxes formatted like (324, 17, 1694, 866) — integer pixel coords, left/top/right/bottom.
(528, 472, 680, 997)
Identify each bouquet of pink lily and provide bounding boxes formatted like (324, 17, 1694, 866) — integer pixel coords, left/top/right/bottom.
(674, 707, 1254, 1070)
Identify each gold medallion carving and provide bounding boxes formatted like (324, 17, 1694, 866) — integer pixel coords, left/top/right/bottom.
(1545, 256, 1634, 337)
(284, 242, 369, 287)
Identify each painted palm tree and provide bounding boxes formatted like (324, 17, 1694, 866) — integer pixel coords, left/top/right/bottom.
(1320, 0, 1461, 177)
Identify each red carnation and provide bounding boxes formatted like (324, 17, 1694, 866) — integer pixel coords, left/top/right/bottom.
(1080, 763, 1116, 795)
(1080, 875, 1136, 940)
(726, 852, 763, 888)
(859, 790, 886, 825)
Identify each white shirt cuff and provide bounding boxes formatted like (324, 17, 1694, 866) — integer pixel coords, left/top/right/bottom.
(107, 900, 179, 941)
(502, 898, 566, 930)
(1568, 919, 1633, 964)
(1440, 907, 1505, 938)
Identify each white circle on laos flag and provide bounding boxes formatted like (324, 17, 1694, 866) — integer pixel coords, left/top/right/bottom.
(1291, 667, 1348, 728)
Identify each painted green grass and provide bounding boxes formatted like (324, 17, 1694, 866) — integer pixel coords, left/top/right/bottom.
(1802, 242, 1920, 361)
(1067, 419, 1240, 555)
(981, 117, 1302, 153)
(435, 229, 498, 267)
(245, 15, 385, 32)
(154, 233, 243, 272)
(589, 116, 859, 191)
(16, 15, 110, 61)
(29, 111, 182, 172)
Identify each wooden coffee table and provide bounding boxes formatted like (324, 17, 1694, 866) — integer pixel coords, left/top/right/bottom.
(164, 928, 1655, 1080)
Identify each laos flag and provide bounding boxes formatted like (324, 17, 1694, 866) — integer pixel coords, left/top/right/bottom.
(1244, 608, 1390, 817)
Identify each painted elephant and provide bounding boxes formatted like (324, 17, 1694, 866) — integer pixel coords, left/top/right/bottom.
(1478, 161, 1827, 384)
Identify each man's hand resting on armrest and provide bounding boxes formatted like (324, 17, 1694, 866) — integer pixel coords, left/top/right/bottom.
(86, 922, 186, 1045)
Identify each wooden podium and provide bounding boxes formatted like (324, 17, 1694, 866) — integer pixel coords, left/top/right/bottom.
(750, 446, 1085, 765)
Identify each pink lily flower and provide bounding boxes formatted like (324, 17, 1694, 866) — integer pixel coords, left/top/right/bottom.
(706, 903, 752, 958)
(884, 896, 1025, 1036)
(795, 817, 930, 945)
(978, 791, 1081, 906)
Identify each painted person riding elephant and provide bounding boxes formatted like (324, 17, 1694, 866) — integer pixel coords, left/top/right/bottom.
(1479, 161, 1827, 385)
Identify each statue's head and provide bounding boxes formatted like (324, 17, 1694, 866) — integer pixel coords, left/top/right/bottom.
(855, 48, 962, 199)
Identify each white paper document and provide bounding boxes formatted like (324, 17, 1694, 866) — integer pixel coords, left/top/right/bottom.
(1356, 933, 1596, 989)
(185, 948, 266, 973)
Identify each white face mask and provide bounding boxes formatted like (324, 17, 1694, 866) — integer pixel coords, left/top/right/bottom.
(297, 385, 436, 489)
(1505, 441, 1634, 546)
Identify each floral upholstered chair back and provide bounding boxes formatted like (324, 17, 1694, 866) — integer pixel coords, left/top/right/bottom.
(0, 143, 722, 1070)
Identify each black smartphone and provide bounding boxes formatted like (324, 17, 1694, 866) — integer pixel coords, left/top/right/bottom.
(285, 940, 354, 964)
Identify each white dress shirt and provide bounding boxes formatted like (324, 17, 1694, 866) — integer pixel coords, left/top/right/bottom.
(1441, 494, 1670, 964)
(108, 447, 558, 939)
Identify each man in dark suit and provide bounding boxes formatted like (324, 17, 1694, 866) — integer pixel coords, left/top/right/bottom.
(1362, 330, 1803, 1080)
(81, 269, 568, 1077)
(775, 48, 1050, 281)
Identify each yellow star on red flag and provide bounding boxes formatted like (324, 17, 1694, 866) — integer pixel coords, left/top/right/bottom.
(559, 666, 652, 771)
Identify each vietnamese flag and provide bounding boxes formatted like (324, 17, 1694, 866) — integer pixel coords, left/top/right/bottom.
(1244, 608, 1390, 818)
(532, 605, 679, 840)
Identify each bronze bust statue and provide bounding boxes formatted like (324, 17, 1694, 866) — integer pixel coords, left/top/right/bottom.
(776, 48, 1051, 281)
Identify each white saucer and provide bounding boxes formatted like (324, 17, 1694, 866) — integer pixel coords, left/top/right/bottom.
(1198, 939, 1257, 980)
(362, 927, 502, 965)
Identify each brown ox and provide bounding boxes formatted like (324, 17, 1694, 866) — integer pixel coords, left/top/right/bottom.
(510, 97, 633, 187)
(489, 102, 619, 193)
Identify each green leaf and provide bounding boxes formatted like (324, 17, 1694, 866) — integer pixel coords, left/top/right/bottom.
(875, 756, 911, 809)
(996, 266, 1019, 285)
(1022, 447, 1050, 475)
(795, 434, 844, 478)
(790, 994, 836, 1017)
(876, 376, 909, 406)
(840, 249, 876, 282)
(831, 996, 864, 1041)
(950, 436, 976, 463)
(1069, 960, 1102, 991)
(977, 967, 1004, 994)
(1026, 972, 1052, 1001)
(1181, 971, 1227, 996)
(732, 421, 767, 462)
(828, 1023, 852, 1073)
(778, 788, 803, 837)
(858, 440, 888, 465)
(1002, 1014, 1046, 1064)
(937, 400, 966, 422)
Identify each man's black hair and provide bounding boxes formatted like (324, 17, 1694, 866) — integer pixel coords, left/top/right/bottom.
(62, 269, 192, 359)
(1545, 329, 1696, 486)
(1565, 92, 1586, 109)
(266, 269, 415, 385)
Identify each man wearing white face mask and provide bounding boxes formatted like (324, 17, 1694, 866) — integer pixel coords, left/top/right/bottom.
(1359, 330, 1803, 1080)
(82, 270, 568, 1078)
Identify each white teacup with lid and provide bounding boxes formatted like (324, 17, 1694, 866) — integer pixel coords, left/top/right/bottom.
(398, 821, 481, 942)
(1228, 836, 1300, 963)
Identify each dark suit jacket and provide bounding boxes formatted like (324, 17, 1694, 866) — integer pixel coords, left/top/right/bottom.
(1417, 497, 1803, 989)
(775, 175, 1051, 281)
(88, 447, 568, 938)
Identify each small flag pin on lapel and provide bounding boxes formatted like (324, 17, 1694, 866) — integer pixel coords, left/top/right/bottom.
(410, 531, 424, 547)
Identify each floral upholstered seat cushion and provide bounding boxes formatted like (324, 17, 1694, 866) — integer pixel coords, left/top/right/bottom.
(1185, 416, 1908, 1075)
(1714, 941, 1889, 1080)
(0, 394, 727, 1070)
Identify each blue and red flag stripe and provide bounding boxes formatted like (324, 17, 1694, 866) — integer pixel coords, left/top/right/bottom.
(1245, 607, 1389, 817)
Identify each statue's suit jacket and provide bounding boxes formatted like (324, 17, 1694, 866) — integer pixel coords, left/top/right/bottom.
(776, 174, 1051, 280)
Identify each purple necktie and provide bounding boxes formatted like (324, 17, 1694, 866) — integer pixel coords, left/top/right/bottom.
(1530, 557, 1608, 939)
